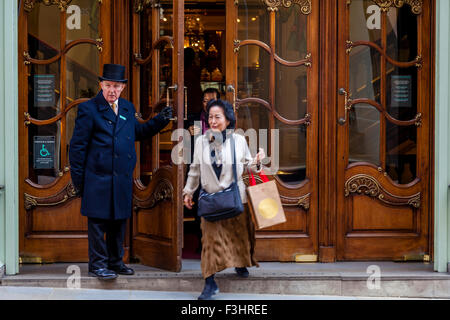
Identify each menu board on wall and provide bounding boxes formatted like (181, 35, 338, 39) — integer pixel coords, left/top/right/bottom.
(34, 74, 55, 107)
(33, 136, 55, 169)
(391, 75, 412, 108)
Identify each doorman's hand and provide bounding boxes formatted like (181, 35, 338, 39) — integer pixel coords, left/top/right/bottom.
(183, 194, 194, 210)
(159, 106, 173, 121)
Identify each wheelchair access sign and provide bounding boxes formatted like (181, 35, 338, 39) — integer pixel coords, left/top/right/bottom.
(33, 136, 55, 169)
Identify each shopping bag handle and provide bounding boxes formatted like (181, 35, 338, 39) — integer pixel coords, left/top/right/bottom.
(248, 169, 269, 186)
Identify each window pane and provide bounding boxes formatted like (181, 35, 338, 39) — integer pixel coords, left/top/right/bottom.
(66, 43, 100, 102)
(66, 0, 100, 41)
(275, 63, 307, 120)
(349, 104, 380, 165)
(28, 122, 62, 185)
(29, 62, 61, 120)
(349, 46, 381, 103)
(350, 0, 382, 43)
(238, 46, 270, 102)
(238, 0, 269, 44)
(386, 6, 418, 62)
(276, 120, 307, 185)
(386, 64, 417, 121)
(27, 4, 61, 58)
(275, 6, 307, 61)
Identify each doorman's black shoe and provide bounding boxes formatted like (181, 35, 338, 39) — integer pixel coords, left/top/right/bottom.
(88, 268, 118, 280)
(109, 264, 135, 275)
(198, 276, 219, 300)
(235, 267, 249, 278)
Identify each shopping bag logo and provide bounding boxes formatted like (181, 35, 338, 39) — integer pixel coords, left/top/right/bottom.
(258, 198, 279, 219)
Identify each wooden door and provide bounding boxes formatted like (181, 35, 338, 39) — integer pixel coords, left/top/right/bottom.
(130, 0, 184, 271)
(18, 0, 110, 262)
(227, 0, 320, 261)
(336, 0, 432, 260)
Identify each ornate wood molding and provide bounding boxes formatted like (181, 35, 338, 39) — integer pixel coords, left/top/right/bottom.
(134, 0, 159, 13)
(344, 174, 421, 209)
(280, 193, 310, 210)
(24, 0, 72, 12)
(371, 0, 422, 15)
(133, 179, 173, 211)
(24, 182, 77, 210)
(262, 0, 312, 14)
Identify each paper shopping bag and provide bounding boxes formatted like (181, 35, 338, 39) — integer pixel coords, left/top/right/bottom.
(246, 170, 286, 230)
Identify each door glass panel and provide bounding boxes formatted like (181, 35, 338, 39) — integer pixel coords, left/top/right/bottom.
(349, 104, 380, 164)
(66, 43, 100, 102)
(275, 63, 307, 120)
(237, 103, 270, 132)
(66, 0, 100, 41)
(386, 6, 418, 62)
(27, 4, 61, 58)
(237, 46, 270, 101)
(29, 62, 61, 120)
(349, 46, 381, 103)
(386, 64, 417, 120)
(238, 0, 269, 44)
(276, 120, 307, 185)
(385, 123, 417, 184)
(349, 0, 381, 43)
(275, 7, 307, 61)
(65, 106, 78, 165)
(160, 2, 173, 37)
(28, 122, 62, 185)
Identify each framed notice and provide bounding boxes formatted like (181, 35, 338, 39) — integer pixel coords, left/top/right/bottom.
(34, 74, 55, 107)
(390, 75, 412, 108)
(33, 136, 55, 169)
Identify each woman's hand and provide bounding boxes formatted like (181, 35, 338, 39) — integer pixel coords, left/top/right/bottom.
(184, 194, 194, 209)
(255, 148, 266, 165)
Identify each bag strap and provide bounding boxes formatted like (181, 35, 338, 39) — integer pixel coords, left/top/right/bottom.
(230, 134, 238, 183)
(248, 169, 269, 186)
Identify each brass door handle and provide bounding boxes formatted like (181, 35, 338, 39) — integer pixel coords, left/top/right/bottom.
(166, 85, 188, 121)
(338, 88, 352, 126)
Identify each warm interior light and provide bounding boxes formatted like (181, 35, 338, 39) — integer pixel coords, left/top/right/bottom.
(251, 17, 256, 21)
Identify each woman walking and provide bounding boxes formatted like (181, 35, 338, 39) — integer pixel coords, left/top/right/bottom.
(183, 99, 265, 300)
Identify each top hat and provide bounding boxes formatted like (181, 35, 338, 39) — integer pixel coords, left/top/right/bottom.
(98, 64, 128, 83)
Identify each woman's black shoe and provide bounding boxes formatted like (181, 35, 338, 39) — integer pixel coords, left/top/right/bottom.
(235, 267, 249, 278)
(198, 276, 219, 300)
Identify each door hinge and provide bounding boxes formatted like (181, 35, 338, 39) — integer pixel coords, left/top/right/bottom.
(295, 254, 318, 262)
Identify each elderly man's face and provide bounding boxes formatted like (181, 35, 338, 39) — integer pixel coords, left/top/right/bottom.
(100, 81, 126, 104)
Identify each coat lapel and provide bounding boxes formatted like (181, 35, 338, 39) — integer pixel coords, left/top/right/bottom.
(95, 91, 117, 124)
(114, 99, 129, 135)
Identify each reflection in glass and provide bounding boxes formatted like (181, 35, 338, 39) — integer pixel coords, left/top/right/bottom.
(275, 64, 307, 120)
(160, 2, 173, 37)
(275, 6, 307, 61)
(65, 106, 78, 165)
(27, 4, 61, 58)
(349, 0, 382, 43)
(28, 122, 61, 185)
(386, 7, 417, 62)
(386, 64, 417, 120)
(276, 120, 307, 185)
(349, 104, 380, 164)
(66, 0, 100, 41)
(349, 46, 381, 102)
(237, 103, 270, 133)
(238, 46, 270, 102)
(386, 123, 417, 184)
(29, 62, 61, 120)
(238, 0, 269, 44)
(66, 43, 99, 102)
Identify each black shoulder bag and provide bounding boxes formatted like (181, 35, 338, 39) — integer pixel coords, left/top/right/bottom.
(197, 135, 244, 222)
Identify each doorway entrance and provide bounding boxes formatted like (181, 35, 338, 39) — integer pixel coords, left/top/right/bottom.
(18, 0, 434, 268)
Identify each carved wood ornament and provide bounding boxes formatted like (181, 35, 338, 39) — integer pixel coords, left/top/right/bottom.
(24, 182, 78, 210)
(133, 179, 173, 211)
(262, 0, 312, 14)
(24, 0, 73, 12)
(371, 0, 423, 14)
(344, 174, 420, 209)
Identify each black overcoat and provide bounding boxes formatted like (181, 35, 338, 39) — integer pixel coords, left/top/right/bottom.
(69, 91, 169, 220)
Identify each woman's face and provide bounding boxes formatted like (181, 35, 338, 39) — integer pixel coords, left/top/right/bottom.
(208, 106, 230, 132)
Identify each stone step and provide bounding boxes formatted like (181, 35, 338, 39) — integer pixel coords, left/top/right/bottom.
(2, 261, 450, 299)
